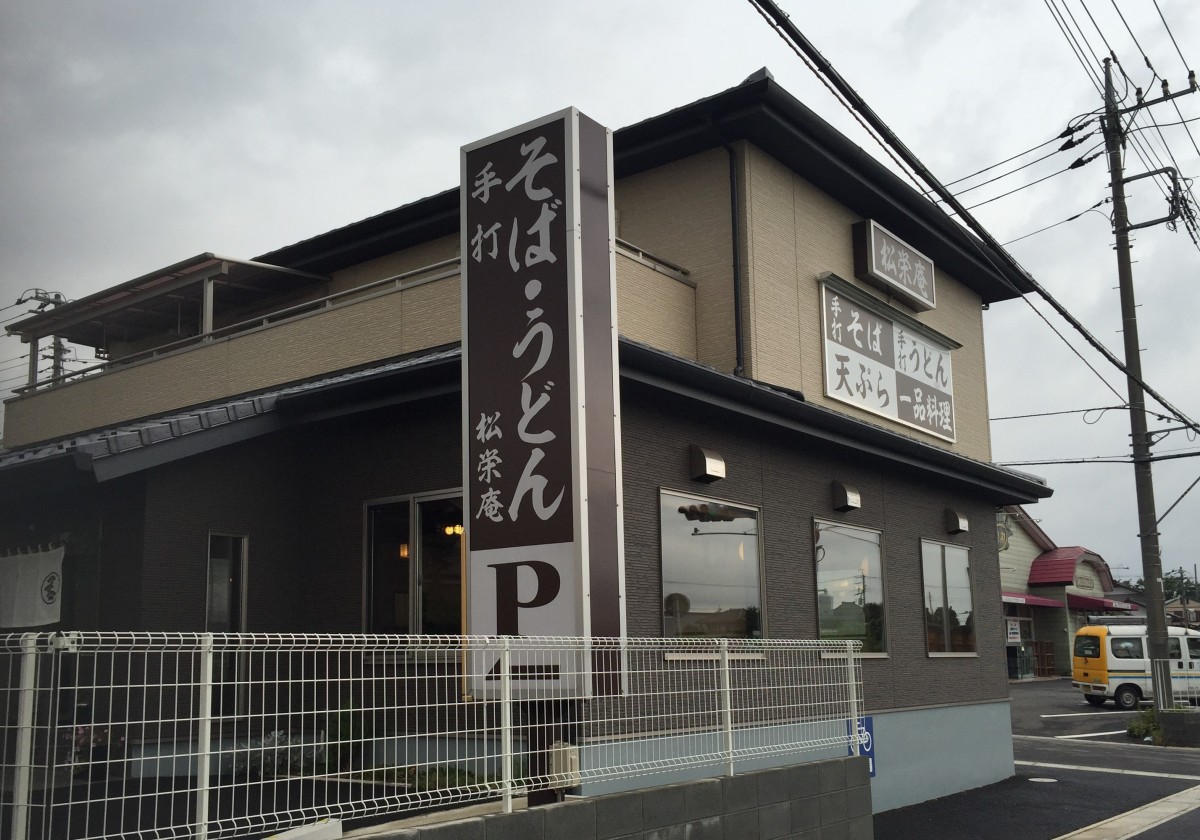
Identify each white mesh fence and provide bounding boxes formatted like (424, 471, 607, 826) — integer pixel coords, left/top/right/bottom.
(1, 633, 863, 839)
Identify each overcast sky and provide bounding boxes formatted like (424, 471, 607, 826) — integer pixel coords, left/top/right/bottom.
(2, 1, 1198, 588)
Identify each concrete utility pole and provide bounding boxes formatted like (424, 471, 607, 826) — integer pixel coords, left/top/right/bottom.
(1102, 58, 1196, 710)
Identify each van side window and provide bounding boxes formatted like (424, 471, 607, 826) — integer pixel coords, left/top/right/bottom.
(1188, 638, 1200, 659)
(1168, 638, 1182, 659)
(1075, 635, 1101, 658)
(1111, 638, 1143, 659)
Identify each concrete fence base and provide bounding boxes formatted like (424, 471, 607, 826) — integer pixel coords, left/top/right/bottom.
(374, 756, 873, 839)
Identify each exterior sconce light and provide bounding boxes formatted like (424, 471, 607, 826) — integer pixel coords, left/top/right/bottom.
(831, 481, 861, 512)
(399, 543, 409, 559)
(689, 444, 726, 483)
(945, 509, 969, 535)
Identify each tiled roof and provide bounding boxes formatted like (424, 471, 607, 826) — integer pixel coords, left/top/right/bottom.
(0, 346, 461, 474)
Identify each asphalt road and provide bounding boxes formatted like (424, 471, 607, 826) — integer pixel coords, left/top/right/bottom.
(874, 678, 1200, 840)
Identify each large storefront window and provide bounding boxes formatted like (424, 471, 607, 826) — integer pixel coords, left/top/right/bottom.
(922, 541, 975, 653)
(814, 521, 885, 652)
(660, 490, 762, 639)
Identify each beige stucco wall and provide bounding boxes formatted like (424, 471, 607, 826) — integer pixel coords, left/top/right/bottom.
(615, 147, 737, 374)
(740, 144, 993, 461)
(2, 247, 694, 446)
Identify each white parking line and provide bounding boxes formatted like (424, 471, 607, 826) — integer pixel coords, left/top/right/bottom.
(1016, 760, 1200, 782)
(1041, 711, 1138, 718)
(1054, 730, 1130, 739)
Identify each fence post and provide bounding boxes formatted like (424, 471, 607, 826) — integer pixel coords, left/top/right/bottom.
(11, 633, 41, 840)
(500, 637, 513, 814)
(719, 638, 733, 776)
(846, 641, 860, 757)
(196, 633, 214, 840)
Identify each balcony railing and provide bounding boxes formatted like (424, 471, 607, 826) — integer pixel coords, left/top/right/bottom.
(1, 632, 861, 840)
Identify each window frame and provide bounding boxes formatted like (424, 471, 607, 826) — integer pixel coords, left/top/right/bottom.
(813, 519, 888, 657)
(658, 487, 766, 642)
(921, 538, 977, 657)
(205, 531, 248, 633)
(362, 488, 464, 636)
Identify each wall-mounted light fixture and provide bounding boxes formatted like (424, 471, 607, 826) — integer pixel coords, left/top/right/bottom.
(689, 444, 726, 483)
(831, 480, 861, 512)
(443, 524, 465, 536)
(944, 509, 969, 535)
(399, 543, 409, 559)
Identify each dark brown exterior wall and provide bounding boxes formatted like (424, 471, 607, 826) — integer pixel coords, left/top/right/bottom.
(85, 379, 1007, 711)
(140, 435, 301, 631)
(291, 394, 463, 632)
(619, 380, 1009, 710)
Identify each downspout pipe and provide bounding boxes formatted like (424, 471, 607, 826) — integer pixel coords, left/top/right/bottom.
(724, 143, 746, 378)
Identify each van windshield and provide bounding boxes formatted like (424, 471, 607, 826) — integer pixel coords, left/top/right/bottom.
(1075, 635, 1101, 658)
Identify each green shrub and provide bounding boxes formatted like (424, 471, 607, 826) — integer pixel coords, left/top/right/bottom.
(1126, 708, 1163, 745)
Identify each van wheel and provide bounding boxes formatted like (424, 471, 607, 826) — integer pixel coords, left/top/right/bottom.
(1114, 685, 1141, 710)
(1084, 695, 1106, 707)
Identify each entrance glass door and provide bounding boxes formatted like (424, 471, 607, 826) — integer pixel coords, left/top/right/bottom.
(368, 495, 463, 634)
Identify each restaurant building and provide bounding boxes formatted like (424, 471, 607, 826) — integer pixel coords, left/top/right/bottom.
(0, 70, 1051, 811)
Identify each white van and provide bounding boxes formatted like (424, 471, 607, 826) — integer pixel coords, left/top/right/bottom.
(1072, 623, 1200, 709)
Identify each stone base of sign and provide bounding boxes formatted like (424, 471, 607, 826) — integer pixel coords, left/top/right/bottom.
(1158, 709, 1200, 747)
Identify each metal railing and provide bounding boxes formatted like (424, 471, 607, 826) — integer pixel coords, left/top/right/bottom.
(1, 633, 863, 839)
(1152, 658, 1200, 708)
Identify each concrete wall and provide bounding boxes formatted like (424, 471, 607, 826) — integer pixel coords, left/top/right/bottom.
(866, 701, 1013, 812)
(376, 757, 872, 839)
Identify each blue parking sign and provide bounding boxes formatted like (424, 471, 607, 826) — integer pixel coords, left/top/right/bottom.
(846, 715, 875, 777)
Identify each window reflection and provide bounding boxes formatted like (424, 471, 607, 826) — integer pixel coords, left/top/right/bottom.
(814, 521, 885, 652)
(660, 490, 762, 638)
(922, 541, 974, 653)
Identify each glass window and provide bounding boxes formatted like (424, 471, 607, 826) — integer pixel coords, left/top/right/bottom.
(1074, 634, 1100, 658)
(1110, 638, 1143, 659)
(922, 541, 975, 654)
(660, 490, 762, 639)
(1187, 638, 1200, 659)
(814, 521, 885, 652)
(1168, 638, 1182, 659)
(207, 534, 246, 632)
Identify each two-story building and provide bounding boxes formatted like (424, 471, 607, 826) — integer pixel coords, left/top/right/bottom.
(0, 70, 1051, 811)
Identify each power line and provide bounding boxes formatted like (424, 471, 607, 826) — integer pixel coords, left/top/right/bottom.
(946, 133, 1096, 199)
(941, 121, 1094, 189)
(746, 0, 1200, 439)
(961, 148, 1103, 211)
(1000, 198, 1110, 245)
(990, 404, 1127, 422)
(1151, 0, 1191, 72)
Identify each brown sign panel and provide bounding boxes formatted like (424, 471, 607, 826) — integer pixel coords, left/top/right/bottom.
(461, 109, 625, 697)
(853, 220, 936, 311)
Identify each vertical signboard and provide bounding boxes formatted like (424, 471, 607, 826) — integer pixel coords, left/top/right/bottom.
(462, 109, 625, 697)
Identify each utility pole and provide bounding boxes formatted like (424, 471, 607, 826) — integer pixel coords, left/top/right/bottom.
(1102, 58, 1195, 709)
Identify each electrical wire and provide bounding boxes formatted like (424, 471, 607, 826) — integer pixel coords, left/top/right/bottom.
(941, 121, 1094, 189)
(989, 405, 1127, 421)
(748, 0, 1190, 430)
(946, 136, 1094, 198)
(961, 149, 1103, 211)
(1045, 0, 1105, 95)
(1001, 198, 1111, 245)
(1151, 0, 1190, 71)
(1157, 473, 1200, 526)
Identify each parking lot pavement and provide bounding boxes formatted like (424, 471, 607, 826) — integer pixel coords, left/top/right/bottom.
(876, 681, 1200, 840)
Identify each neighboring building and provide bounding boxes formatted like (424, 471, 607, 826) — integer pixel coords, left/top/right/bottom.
(997, 506, 1132, 677)
(1165, 596, 1199, 627)
(0, 70, 1051, 811)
